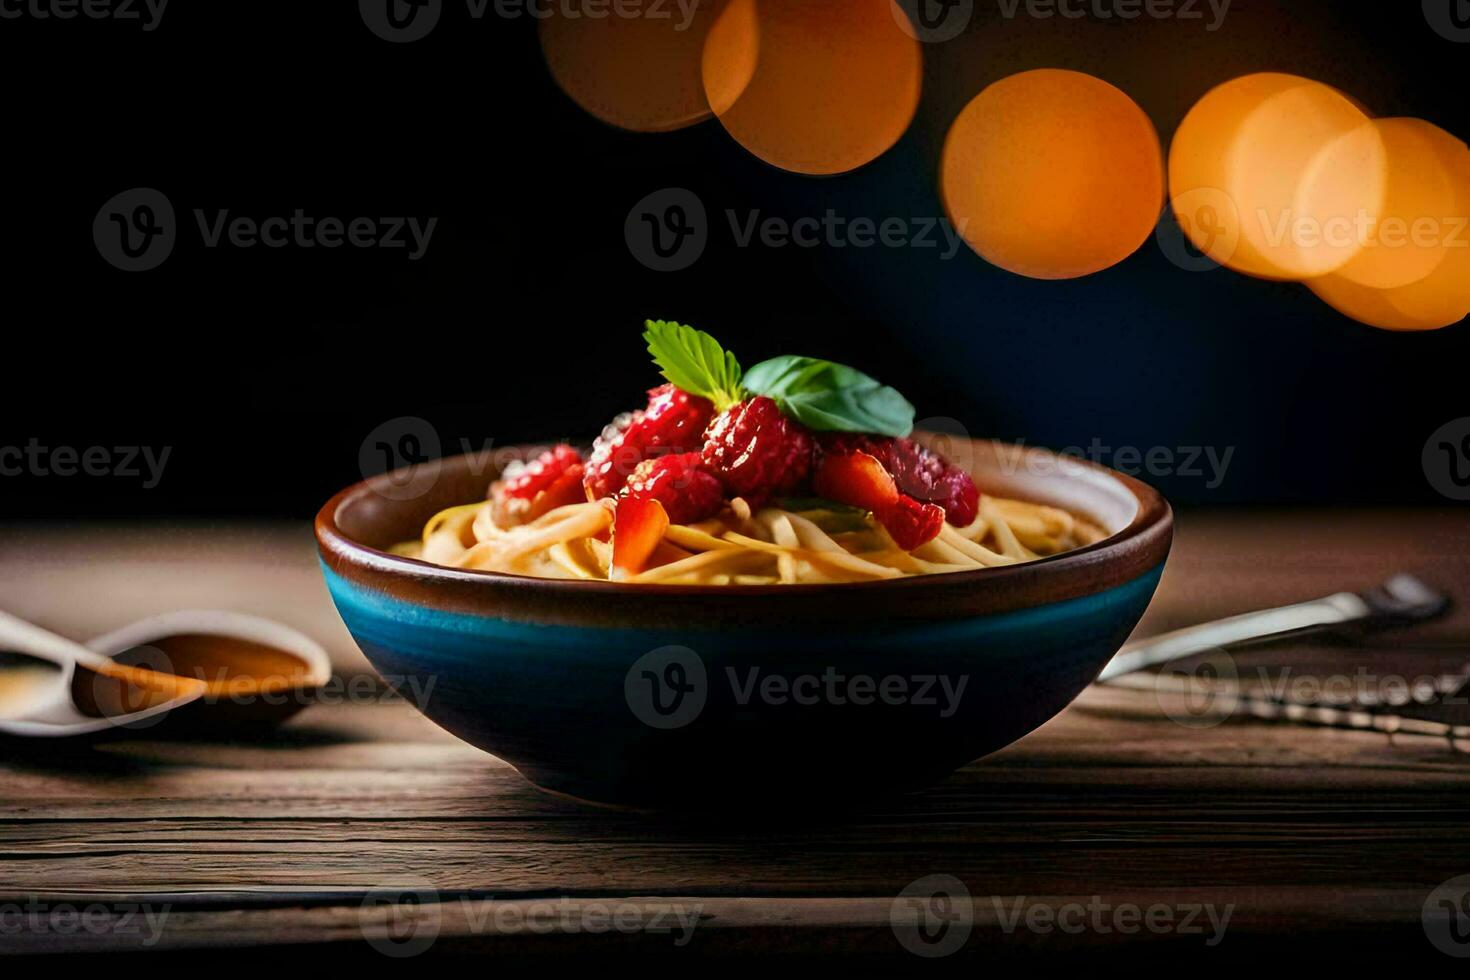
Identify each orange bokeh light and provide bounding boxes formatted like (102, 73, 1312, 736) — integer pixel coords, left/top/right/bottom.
(1170, 73, 1386, 280)
(1332, 118, 1461, 290)
(540, 1, 729, 133)
(1308, 126, 1470, 331)
(701, 0, 922, 176)
(940, 69, 1164, 281)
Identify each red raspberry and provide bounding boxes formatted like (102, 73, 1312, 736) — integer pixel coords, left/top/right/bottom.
(618, 453, 724, 525)
(879, 495, 947, 551)
(700, 396, 814, 506)
(499, 444, 583, 500)
(584, 384, 714, 500)
(819, 434, 978, 526)
(491, 445, 586, 525)
(810, 445, 944, 550)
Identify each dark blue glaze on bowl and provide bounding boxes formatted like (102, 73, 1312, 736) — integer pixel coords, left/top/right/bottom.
(317, 437, 1172, 810)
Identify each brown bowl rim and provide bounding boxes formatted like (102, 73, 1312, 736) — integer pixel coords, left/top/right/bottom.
(315, 438, 1173, 627)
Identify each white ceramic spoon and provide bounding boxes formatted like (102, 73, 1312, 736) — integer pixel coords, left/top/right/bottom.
(85, 609, 333, 729)
(0, 609, 208, 737)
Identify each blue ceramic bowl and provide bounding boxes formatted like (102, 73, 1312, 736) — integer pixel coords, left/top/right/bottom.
(317, 438, 1171, 810)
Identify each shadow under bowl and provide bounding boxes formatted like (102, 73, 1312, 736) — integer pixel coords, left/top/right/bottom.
(316, 437, 1172, 811)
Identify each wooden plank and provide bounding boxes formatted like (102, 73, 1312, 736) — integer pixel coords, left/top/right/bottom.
(0, 889, 1436, 957)
(2, 510, 1469, 956)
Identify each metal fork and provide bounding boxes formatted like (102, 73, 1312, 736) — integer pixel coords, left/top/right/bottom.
(1098, 574, 1465, 738)
(1098, 574, 1451, 683)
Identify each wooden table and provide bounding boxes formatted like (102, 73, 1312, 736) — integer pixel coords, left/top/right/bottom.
(3, 510, 1469, 962)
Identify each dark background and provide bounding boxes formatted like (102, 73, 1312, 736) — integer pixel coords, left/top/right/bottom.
(1, 0, 1465, 518)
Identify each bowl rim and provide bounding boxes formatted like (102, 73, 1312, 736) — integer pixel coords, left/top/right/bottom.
(315, 438, 1172, 626)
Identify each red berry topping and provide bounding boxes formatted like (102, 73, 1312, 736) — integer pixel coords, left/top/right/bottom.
(500, 444, 583, 500)
(812, 449, 900, 513)
(878, 495, 947, 551)
(618, 453, 724, 525)
(819, 434, 978, 527)
(491, 445, 586, 525)
(811, 446, 945, 550)
(584, 384, 714, 500)
(700, 396, 814, 506)
(611, 496, 670, 581)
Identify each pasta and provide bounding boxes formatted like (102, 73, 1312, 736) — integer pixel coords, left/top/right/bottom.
(394, 494, 1107, 585)
(391, 320, 1112, 584)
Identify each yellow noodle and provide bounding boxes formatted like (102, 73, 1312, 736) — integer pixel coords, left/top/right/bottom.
(665, 524, 741, 553)
(549, 539, 600, 580)
(634, 547, 770, 583)
(423, 503, 484, 546)
(914, 535, 981, 567)
(762, 511, 802, 549)
(471, 501, 500, 543)
(937, 525, 1017, 566)
(858, 550, 975, 575)
(800, 547, 906, 580)
(402, 482, 1104, 584)
(982, 500, 1036, 561)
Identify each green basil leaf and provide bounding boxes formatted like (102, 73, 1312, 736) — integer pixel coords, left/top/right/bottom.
(743, 356, 915, 437)
(642, 320, 744, 411)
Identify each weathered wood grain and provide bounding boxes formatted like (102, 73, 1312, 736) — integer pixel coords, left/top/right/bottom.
(1, 511, 1469, 958)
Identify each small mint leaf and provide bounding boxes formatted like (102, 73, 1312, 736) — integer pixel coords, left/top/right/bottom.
(744, 356, 915, 437)
(643, 320, 744, 410)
